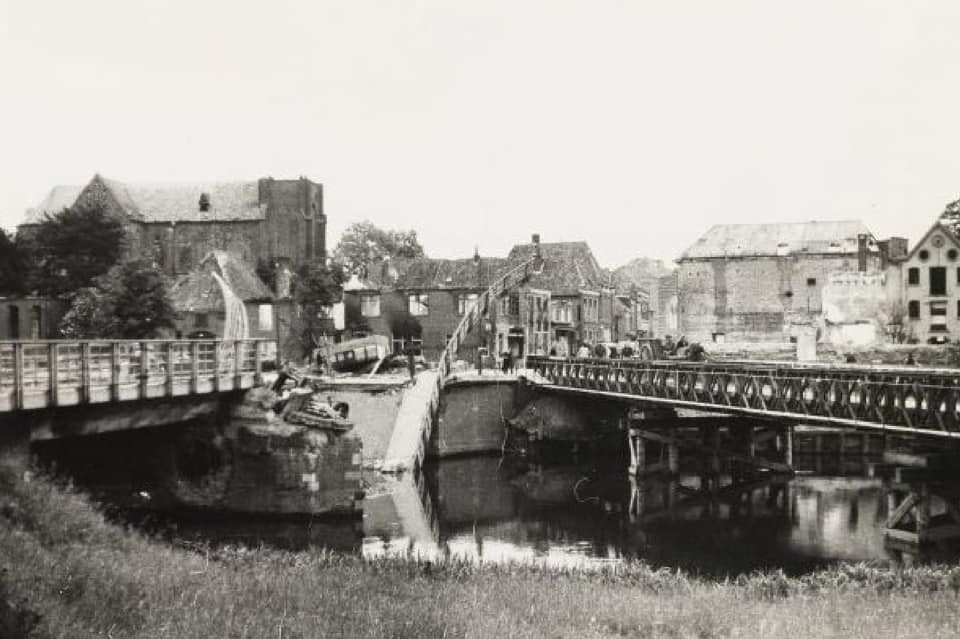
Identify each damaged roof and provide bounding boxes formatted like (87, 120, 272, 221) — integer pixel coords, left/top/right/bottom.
(23, 175, 263, 225)
(348, 257, 513, 292)
(170, 251, 274, 313)
(507, 241, 609, 295)
(679, 221, 877, 260)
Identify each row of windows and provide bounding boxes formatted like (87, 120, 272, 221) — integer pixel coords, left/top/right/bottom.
(360, 293, 482, 319)
(906, 266, 960, 296)
(358, 292, 609, 323)
(906, 300, 960, 319)
(192, 304, 273, 332)
(916, 248, 959, 262)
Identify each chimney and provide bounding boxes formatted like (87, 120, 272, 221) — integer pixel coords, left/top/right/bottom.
(531, 233, 544, 271)
(257, 177, 272, 205)
(474, 246, 482, 288)
(857, 234, 869, 272)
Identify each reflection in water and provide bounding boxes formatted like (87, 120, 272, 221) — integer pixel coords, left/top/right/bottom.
(142, 453, 960, 576)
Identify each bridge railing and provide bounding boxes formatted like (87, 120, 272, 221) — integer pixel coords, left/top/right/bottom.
(0, 339, 277, 413)
(526, 356, 960, 439)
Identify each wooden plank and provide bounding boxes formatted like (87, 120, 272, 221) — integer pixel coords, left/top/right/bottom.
(884, 450, 949, 469)
(885, 493, 918, 528)
(110, 342, 120, 402)
(48, 343, 58, 407)
(13, 343, 24, 411)
(868, 463, 898, 479)
(212, 343, 221, 392)
(234, 341, 243, 388)
(191, 341, 200, 393)
(80, 343, 91, 404)
(164, 342, 174, 397)
(884, 528, 920, 544)
(139, 343, 149, 399)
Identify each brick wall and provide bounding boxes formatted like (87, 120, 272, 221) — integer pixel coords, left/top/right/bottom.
(260, 178, 326, 264)
(678, 254, 882, 343)
(0, 298, 66, 339)
(344, 289, 488, 360)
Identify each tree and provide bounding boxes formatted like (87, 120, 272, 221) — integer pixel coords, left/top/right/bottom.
(333, 220, 425, 274)
(942, 197, 960, 238)
(28, 203, 125, 297)
(0, 229, 27, 296)
(291, 262, 345, 357)
(60, 259, 175, 339)
(877, 301, 908, 344)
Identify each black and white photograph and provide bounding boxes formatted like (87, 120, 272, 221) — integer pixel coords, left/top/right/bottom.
(3, 1, 960, 637)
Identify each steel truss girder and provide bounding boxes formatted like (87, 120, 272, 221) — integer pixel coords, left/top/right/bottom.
(529, 357, 960, 440)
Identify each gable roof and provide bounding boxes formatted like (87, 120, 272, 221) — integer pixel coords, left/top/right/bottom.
(23, 185, 86, 224)
(507, 241, 609, 295)
(349, 257, 513, 292)
(23, 175, 263, 225)
(679, 221, 877, 260)
(903, 222, 960, 262)
(170, 250, 274, 312)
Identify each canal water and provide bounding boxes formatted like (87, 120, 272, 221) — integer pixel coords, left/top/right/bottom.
(147, 452, 960, 577)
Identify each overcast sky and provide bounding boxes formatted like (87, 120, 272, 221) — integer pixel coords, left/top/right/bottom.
(2, 1, 960, 267)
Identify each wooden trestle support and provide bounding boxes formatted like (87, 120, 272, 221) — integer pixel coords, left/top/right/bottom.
(626, 410, 794, 477)
(625, 409, 796, 522)
(873, 451, 960, 551)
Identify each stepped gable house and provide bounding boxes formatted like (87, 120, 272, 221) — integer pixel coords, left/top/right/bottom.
(676, 221, 884, 343)
(20, 174, 326, 277)
(342, 255, 512, 360)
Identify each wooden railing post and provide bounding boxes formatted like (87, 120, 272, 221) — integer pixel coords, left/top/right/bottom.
(81, 342, 91, 403)
(13, 343, 24, 411)
(191, 341, 200, 393)
(234, 340, 243, 387)
(165, 341, 174, 396)
(212, 341, 221, 392)
(254, 341, 263, 385)
(48, 343, 59, 407)
(139, 342, 149, 398)
(110, 342, 120, 401)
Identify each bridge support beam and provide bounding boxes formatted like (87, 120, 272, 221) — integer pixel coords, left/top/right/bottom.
(627, 414, 795, 477)
(882, 448, 960, 552)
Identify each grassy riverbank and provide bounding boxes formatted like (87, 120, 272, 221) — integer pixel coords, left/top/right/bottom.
(3, 465, 960, 638)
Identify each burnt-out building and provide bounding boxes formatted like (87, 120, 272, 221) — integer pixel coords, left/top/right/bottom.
(342, 255, 512, 360)
(20, 174, 326, 277)
(676, 221, 882, 343)
(169, 251, 278, 341)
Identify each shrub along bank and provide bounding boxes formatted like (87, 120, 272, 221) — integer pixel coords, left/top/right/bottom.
(3, 464, 960, 638)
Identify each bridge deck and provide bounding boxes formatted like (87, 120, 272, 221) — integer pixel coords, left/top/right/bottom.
(0, 339, 276, 413)
(526, 356, 960, 440)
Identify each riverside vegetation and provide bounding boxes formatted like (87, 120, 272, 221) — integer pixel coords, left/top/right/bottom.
(3, 463, 960, 638)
